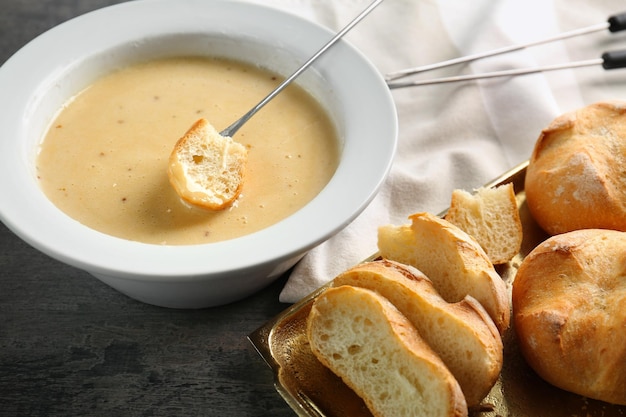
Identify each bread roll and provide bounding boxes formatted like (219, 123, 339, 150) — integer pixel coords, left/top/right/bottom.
(512, 228, 626, 405)
(525, 101, 626, 235)
(378, 212, 510, 333)
(168, 118, 247, 210)
(445, 184, 522, 265)
(307, 285, 468, 417)
(332, 259, 503, 407)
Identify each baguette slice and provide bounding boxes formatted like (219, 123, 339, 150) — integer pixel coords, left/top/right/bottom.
(445, 184, 522, 265)
(378, 212, 510, 333)
(168, 118, 247, 210)
(307, 285, 468, 417)
(332, 259, 503, 407)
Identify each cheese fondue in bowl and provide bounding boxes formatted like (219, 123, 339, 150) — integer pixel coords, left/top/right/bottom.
(37, 57, 339, 245)
(0, 0, 398, 308)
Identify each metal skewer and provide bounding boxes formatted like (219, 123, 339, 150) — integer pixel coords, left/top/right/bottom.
(387, 51, 626, 89)
(219, 0, 384, 138)
(385, 11, 626, 86)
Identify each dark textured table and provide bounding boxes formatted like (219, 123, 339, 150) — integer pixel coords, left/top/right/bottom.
(0, 2, 295, 415)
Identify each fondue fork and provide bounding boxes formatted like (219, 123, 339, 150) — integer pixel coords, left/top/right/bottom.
(219, 0, 384, 138)
(386, 11, 626, 88)
(387, 50, 626, 88)
(170, 1, 385, 211)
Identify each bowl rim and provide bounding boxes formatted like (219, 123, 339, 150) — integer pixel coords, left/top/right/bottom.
(0, 0, 397, 281)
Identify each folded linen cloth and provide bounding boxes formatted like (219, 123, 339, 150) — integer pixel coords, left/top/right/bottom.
(244, 0, 625, 303)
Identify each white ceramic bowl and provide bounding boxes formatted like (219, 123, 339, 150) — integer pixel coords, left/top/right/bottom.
(0, 0, 397, 308)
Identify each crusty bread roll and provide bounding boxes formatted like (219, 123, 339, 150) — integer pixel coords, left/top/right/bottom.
(331, 259, 503, 407)
(445, 183, 522, 265)
(512, 228, 626, 405)
(525, 101, 626, 235)
(307, 285, 468, 417)
(378, 212, 510, 334)
(168, 118, 247, 210)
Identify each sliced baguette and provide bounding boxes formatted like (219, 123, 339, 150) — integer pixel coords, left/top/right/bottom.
(445, 184, 522, 264)
(168, 118, 247, 210)
(377, 212, 510, 334)
(332, 259, 503, 407)
(307, 285, 468, 417)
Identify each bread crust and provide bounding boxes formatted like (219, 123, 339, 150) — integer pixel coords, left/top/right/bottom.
(168, 118, 247, 210)
(525, 100, 626, 235)
(307, 285, 468, 417)
(378, 212, 510, 334)
(512, 229, 626, 405)
(332, 259, 503, 407)
(445, 184, 522, 265)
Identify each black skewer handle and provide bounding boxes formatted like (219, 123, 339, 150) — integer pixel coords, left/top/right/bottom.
(608, 12, 626, 32)
(602, 50, 626, 69)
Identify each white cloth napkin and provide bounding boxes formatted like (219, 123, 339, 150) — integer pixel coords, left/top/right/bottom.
(242, 0, 626, 303)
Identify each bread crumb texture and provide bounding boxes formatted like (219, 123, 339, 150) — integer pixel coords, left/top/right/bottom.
(378, 212, 510, 334)
(331, 260, 503, 407)
(307, 285, 468, 417)
(168, 118, 247, 210)
(445, 184, 522, 264)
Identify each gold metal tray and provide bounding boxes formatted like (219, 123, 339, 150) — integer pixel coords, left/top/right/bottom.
(249, 161, 626, 416)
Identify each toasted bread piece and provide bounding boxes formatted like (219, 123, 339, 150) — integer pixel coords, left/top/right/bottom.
(307, 285, 468, 417)
(168, 118, 247, 210)
(445, 184, 522, 264)
(377, 212, 510, 333)
(332, 259, 503, 407)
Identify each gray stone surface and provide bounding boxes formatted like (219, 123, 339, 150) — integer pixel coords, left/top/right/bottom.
(0, 220, 294, 416)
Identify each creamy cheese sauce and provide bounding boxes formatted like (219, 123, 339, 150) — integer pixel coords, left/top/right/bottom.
(37, 57, 339, 245)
